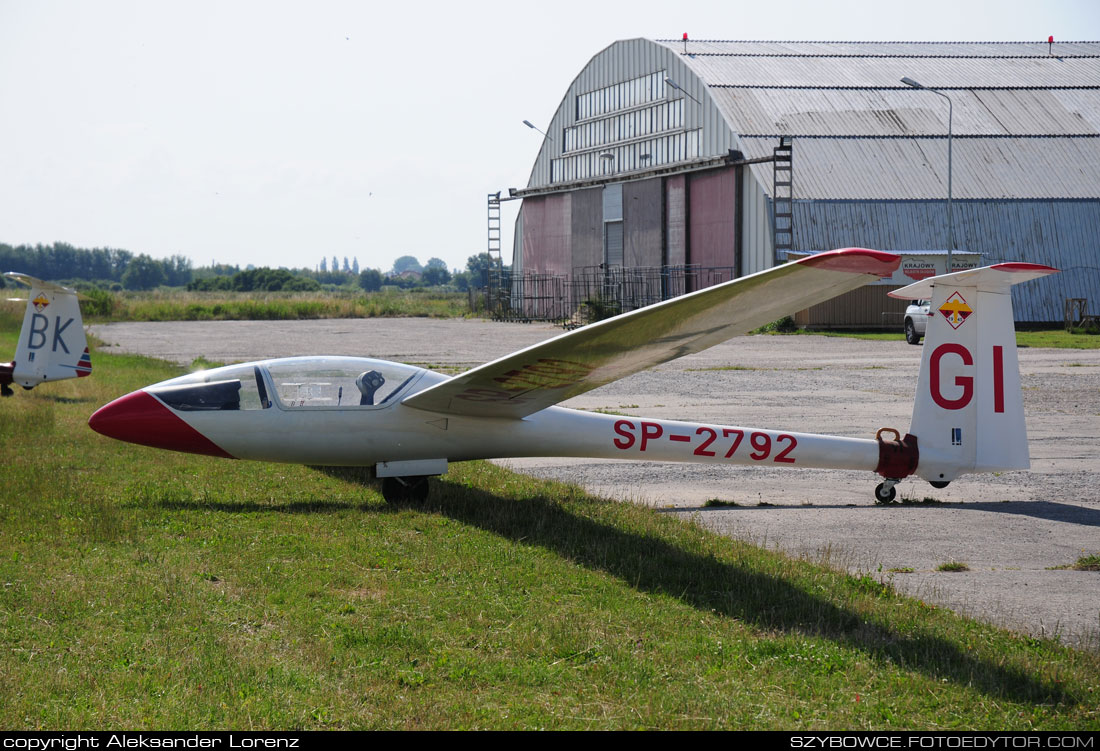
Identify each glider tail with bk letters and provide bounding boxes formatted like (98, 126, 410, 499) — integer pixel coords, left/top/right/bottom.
(1, 273, 91, 396)
(890, 263, 1058, 486)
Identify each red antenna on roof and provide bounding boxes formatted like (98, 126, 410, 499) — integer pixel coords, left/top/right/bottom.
(1048, 35, 1054, 56)
(683, 32, 688, 55)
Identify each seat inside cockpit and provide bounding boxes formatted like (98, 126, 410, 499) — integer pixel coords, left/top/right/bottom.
(356, 370, 385, 405)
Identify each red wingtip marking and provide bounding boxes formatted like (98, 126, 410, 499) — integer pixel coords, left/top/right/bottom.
(795, 248, 901, 276)
(989, 262, 1060, 274)
(89, 390, 235, 459)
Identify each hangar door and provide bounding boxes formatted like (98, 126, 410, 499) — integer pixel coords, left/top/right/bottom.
(603, 184, 623, 267)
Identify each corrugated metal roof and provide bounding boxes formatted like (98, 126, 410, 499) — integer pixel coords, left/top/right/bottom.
(708, 88, 1100, 137)
(664, 40, 1100, 202)
(738, 136, 1100, 199)
(676, 54, 1100, 89)
(787, 200, 1100, 322)
(526, 39, 1100, 195)
(654, 40, 1100, 57)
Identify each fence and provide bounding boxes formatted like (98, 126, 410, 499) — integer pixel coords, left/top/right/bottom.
(484, 265, 737, 325)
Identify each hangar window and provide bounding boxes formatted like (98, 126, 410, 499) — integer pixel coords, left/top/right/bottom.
(552, 129, 700, 183)
(564, 100, 683, 153)
(576, 71, 666, 120)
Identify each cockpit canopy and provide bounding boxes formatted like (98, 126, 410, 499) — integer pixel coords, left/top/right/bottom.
(148, 357, 424, 411)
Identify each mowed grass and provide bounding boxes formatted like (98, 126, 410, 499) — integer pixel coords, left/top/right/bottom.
(83, 288, 470, 322)
(1, 320, 1099, 729)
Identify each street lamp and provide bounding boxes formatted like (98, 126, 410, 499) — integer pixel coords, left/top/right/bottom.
(902, 76, 955, 272)
(664, 76, 702, 106)
(522, 119, 553, 141)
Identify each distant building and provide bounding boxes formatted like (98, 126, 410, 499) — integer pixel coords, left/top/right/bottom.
(512, 39, 1100, 324)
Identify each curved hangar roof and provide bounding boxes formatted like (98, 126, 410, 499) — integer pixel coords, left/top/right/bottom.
(524, 38, 1100, 200)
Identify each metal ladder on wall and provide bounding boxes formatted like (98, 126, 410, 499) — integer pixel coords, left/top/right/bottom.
(486, 192, 506, 318)
(772, 137, 793, 263)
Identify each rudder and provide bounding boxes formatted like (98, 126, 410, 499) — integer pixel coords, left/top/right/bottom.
(6, 273, 91, 389)
(889, 263, 1058, 484)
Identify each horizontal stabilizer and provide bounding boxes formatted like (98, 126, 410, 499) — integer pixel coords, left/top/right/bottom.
(889, 262, 1058, 300)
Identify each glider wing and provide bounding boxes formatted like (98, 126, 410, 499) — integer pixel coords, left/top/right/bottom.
(402, 248, 900, 418)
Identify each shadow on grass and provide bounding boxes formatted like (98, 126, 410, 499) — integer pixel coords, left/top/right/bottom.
(423, 479, 1075, 707)
(155, 467, 1076, 706)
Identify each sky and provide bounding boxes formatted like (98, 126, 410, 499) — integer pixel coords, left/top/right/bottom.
(1, 0, 1098, 274)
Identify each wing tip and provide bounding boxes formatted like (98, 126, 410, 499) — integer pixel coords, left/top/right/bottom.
(989, 262, 1060, 275)
(3, 272, 78, 294)
(794, 248, 901, 277)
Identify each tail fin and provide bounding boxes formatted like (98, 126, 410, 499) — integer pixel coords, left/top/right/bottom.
(889, 263, 1058, 484)
(3, 273, 91, 392)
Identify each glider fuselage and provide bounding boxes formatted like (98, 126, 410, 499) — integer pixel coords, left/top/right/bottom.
(88, 355, 882, 473)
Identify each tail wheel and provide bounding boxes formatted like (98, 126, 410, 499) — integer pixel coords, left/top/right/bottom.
(874, 482, 897, 504)
(904, 319, 921, 345)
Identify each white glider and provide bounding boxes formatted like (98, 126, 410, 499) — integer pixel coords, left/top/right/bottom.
(1, 273, 92, 397)
(87, 249, 1056, 503)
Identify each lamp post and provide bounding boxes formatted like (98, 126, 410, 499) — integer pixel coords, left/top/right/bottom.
(664, 76, 702, 106)
(522, 119, 553, 141)
(902, 76, 955, 272)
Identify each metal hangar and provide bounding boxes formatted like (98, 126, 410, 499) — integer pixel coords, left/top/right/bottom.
(507, 38, 1100, 325)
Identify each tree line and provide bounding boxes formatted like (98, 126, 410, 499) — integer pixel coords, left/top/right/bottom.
(0, 242, 193, 289)
(1, 242, 506, 293)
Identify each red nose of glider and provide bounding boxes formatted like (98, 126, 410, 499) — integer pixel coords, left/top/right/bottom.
(89, 390, 234, 458)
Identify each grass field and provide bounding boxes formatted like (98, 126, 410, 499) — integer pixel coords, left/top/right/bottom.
(1, 315, 1099, 729)
(75, 287, 471, 322)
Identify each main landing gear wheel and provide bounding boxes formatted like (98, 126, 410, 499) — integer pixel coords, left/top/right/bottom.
(904, 319, 921, 345)
(874, 482, 897, 504)
(929, 480, 950, 489)
(381, 476, 430, 504)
